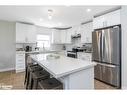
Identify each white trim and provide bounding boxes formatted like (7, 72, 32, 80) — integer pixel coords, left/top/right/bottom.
(122, 86, 127, 90)
(16, 69, 25, 73)
(0, 67, 15, 72)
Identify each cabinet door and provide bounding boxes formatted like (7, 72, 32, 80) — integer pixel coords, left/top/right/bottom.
(16, 23, 27, 43)
(81, 22, 93, 43)
(66, 30, 72, 44)
(93, 15, 105, 29)
(61, 30, 66, 44)
(93, 10, 121, 29)
(16, 53, 25, 72)
(81, 25, 86, 43)
(51, 29, 61, 44)
(106, 9, 120, 27)
(26, 25, 36, 43)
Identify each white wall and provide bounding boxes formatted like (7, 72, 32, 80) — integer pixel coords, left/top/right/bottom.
(36, 26, 63, 50)
(121, 6, 127, 89)
(0, 20, 15, 72)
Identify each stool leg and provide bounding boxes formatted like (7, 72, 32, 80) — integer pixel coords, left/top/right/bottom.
(30, 78, 33, 89)
(24, 67, 28, 85)
(26, 70, 30, 89)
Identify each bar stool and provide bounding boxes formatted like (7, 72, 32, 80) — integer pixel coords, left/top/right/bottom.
(24, 63, 38, 85)
(25, 64, 43, 89)
(30, 70, 50, 89)
(37, 78, 63, 89)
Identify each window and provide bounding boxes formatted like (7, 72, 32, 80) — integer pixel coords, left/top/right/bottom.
(37, 35, 50, 48)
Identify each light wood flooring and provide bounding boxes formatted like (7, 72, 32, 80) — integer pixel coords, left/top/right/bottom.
(0, 70, 117, 90)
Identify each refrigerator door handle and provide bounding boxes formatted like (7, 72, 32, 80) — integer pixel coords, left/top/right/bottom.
(101, 30, 104, 60)
(98, 32, 101, 60)
(96, 63, 116, 68)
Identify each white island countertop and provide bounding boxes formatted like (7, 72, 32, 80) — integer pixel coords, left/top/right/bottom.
(30, 53, 96, 78)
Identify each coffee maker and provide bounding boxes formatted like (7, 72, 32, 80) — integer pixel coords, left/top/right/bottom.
(25, 46, 32, 52)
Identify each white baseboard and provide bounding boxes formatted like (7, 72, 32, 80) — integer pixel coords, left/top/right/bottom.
(16, 69, 25, 73)
(122, 86, 127, 89)
(0, 67, 15, 72)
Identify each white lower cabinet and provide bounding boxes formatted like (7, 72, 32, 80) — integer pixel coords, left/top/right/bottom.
(77, 52, 92, 61)
(16, 52, 25, 73)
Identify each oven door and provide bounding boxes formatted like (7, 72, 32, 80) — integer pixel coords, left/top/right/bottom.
(67, 52, 77, 58)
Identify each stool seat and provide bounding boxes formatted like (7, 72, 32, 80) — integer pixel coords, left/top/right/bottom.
(28, 65, 43, 72)
(32, 70, 50, 79)
(30, 70, 50, 89)
(25, 64, 43, 89)
(37, 78, 63, 89)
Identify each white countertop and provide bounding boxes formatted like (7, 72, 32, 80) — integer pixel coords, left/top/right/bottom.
(30, 53, 96, 78)
(16, 50, 63, 54)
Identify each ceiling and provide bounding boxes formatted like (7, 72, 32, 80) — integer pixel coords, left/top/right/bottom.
(0, 6, 120, 28)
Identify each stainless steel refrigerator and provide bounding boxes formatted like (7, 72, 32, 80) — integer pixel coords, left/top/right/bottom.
(92, 25, 121, 88)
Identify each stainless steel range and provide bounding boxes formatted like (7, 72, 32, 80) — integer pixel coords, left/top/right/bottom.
(67, 51, 77, 58)
(92, 25, 121, 88)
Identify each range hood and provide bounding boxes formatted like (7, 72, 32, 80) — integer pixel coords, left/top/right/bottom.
(71, 33, 81, 38)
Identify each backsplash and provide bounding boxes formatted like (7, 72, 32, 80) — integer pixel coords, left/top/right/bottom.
(65, 37, 92, 51)
(65, 37, 82, 51)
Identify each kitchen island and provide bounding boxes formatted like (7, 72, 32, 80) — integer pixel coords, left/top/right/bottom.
(30, 53, 96, 89)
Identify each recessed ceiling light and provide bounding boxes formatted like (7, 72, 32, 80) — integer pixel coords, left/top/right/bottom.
(39, 18, 43, 21)
(86, 8, 91, 12)
(48, 15, 52, 20)
(48, 9, 53, 20)
(58, 22, 62, 26)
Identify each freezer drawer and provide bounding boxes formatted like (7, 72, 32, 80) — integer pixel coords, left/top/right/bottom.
(94, 63, 120, 87)
(94, 64, 103, 80)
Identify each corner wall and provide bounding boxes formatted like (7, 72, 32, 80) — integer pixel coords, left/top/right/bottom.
(0, 20, 15, 72)
(121, 6, 127, 89)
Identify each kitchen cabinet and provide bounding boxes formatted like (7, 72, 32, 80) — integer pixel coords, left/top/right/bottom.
(51, 29, 61, 44)
(66, 30, 72, 44)
(81, 22, 93, 43)
(61, 30, 71, 44)
(16, 51, 25, 73)
(16, 22, 36, 43)
(61, 30, 66, 43)
(93, 9, 121, 29)
(52, 29, 71, 44)
(71, 25, 81, 36)
(77, 52, 92, 61)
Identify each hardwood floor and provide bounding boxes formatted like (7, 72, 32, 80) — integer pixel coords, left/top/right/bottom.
(0, 70, 25, 89)
(0, 70, 117, 90)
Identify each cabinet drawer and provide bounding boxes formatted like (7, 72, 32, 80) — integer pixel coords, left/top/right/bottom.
(16, 59, 25, 62)
(16, 64, 25, 69)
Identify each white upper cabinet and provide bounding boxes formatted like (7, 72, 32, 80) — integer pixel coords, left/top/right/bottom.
(61, 30, 72, 44)
(93, 9, 121, 29)
(16, 23, 26, 43)
(51, 29, 61, 44)
(61, 30, 66, 44)
(66, 30, 72, 44)
(71, 25, 81, 36)
(26, 24, 36, 43)
(51, 29, 72, 44)
(16, 22, 36, 43)
(81, 22, 93, 43)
